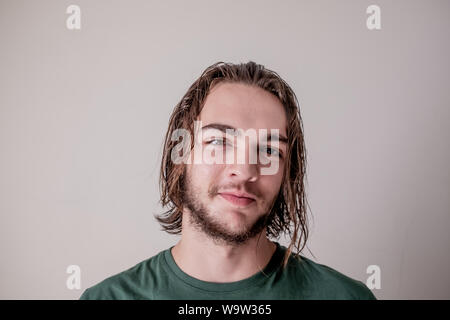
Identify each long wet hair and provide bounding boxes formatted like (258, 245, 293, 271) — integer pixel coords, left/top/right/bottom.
(155, 61, 312, 269)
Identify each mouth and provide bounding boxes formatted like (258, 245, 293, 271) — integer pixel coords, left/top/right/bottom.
(218, 193, 256, 207)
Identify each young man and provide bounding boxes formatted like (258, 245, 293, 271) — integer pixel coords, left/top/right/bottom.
(80, 61, 376, 300)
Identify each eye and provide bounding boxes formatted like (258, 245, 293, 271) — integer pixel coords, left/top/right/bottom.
(206, 138, 225, 146)
(260, 146, 282, 158)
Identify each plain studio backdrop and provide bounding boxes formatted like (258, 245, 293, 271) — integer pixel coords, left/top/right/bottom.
(0, 0, 449, 299)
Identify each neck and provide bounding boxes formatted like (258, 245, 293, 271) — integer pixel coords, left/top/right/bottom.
(171, 220, 277, 283)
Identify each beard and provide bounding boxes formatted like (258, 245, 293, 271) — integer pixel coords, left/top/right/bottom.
(181, 172, 274, 247)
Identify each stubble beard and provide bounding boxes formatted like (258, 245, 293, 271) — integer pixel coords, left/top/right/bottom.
(181, 172, 274, 247)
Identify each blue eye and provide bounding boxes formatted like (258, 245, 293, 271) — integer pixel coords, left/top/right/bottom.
(260, 146, 281, 158)
(207, 138, 224, 145)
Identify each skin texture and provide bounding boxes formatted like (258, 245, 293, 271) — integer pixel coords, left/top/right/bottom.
(171, 82, 288, 282)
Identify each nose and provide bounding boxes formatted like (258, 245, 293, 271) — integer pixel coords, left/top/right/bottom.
(225, 136, 260, 183)
(227, 149, 260, 182)
(227, 162, 259, 183)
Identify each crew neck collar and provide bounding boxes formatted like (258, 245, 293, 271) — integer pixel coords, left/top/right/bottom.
(163, 241, 284, 292)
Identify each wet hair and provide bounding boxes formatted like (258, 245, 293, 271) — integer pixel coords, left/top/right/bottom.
(155, 61, 312, 268)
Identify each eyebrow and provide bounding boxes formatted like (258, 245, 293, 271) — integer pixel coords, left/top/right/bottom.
(201, 123, 288, 143)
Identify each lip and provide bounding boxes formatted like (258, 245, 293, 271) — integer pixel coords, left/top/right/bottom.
(218, 192, 256, 207)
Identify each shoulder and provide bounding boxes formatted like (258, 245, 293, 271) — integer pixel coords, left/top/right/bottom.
(79, 249, 166, 300)
(284, 253, 377, 300)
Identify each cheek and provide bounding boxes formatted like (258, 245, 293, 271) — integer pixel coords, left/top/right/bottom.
(188, 163, 224, 185)
(262, 175, 283, 195)
(261, 164, 284, 195)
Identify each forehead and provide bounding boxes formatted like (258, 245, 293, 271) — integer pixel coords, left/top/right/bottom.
(198, 82, 287, 135)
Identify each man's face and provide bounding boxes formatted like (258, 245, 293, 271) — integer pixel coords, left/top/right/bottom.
(182, 82, 287, 246)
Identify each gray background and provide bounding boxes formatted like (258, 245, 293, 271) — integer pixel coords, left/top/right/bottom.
(1, 0, 449, 299)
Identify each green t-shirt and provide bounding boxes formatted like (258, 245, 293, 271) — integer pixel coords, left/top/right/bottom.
(79, 241, 376, 300)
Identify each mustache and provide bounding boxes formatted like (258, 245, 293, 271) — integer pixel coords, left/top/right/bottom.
(208, 183, 260, 199)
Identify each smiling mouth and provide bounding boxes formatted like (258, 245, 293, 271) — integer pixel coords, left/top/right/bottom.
(219, 193, 256, 207)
